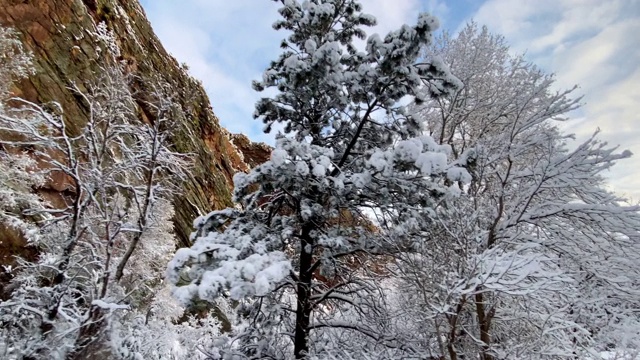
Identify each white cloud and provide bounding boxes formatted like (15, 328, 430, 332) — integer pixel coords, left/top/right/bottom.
(360, 0, 421, 36)
(141, 0, 282, 143)
(471, 0, 640, 200)
(529, 1, 624, 54)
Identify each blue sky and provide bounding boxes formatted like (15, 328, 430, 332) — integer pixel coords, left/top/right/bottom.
(139, 0, 640, 200)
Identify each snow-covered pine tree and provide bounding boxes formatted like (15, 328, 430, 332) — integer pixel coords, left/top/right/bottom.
(167, 1, 465, 358)
(394, 22, 640, 360)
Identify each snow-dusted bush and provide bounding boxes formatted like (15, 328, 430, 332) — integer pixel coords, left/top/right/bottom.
(0, 25, 199, 359)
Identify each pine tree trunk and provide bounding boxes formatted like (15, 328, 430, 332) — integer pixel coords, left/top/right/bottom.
(294, 223, 314, 359)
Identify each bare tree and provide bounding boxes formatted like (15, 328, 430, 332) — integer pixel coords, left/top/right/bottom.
(394, 22, 640, 360)
(0, 25, 191, 358)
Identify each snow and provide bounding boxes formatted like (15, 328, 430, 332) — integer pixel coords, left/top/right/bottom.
(312, 164, 326, 177)
(393, 139, 422, 162)
(350, 172, 371, 189)
(296, 161, 310, 176)
(367, 150, 388, 171)
(304, 39, 317, 53)
(92, 299, 130, 311)
(447, 166, 472, 184)
(415, 151, 447, 175)
(270, 148, 288, 167)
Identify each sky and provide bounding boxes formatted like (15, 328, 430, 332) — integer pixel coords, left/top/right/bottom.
(139, 0, 640, 201)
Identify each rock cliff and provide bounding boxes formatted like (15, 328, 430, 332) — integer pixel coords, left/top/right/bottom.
(230, 133, 272, 169)
(0, 0, 263, 247)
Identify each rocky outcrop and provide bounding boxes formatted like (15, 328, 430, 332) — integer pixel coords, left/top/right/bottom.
(0, 0, 254, 246)
(230, 133, 272, 169)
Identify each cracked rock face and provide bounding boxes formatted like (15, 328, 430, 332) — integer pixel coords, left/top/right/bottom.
(0, 0, 259, 251)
